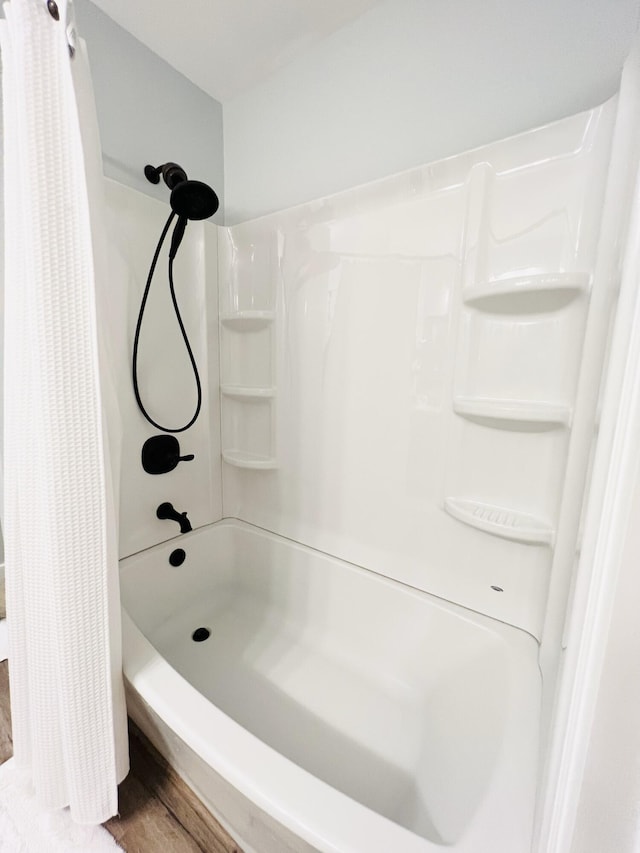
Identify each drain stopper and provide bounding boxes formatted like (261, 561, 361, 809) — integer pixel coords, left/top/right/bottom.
(192, 627, 210, 642)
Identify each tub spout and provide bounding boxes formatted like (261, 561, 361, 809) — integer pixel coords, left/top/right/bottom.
(156, 501, 192, 533)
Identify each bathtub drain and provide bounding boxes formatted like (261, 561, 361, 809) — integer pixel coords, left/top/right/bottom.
(169, 548, 186, 566)
(192, 627, 211, 642)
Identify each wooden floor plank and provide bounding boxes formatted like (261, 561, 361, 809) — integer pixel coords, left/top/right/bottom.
(126, 723, 242, 853)
(0, 660, 242, 852)
(105, 770, 205, 853)
(0, 660, 13, 765)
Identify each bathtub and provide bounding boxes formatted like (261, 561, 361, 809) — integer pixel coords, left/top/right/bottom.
(120, 519, 541, 853)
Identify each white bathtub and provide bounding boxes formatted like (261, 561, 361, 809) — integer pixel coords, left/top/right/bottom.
(120, 519, 541, 853)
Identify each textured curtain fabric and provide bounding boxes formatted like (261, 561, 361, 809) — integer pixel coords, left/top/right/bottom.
(0, 0, 128, 824)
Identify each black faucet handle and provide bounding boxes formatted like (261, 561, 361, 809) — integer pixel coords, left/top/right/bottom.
(142, 435, 195, 475)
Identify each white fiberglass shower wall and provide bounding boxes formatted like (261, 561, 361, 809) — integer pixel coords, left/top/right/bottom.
(218, 101, 616, 643)
(106, 180, 222, 558)
(106, 99, 621, 672)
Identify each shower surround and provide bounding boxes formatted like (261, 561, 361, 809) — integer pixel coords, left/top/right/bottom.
(113, 92, 625, 852)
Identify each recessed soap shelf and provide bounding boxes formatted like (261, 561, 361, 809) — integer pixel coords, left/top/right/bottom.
(220, 311, 275, 332)
(220, 385, 275, 400)
(444, 497, 554, 546)
(453, 396, 572, 429)
(463, 272, 590, 313)
(222, 451, 277, 470)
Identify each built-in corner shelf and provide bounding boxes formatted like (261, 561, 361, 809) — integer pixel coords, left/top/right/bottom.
(222, 451, 277, 470)
(463, 272, 590, 313)
(453, 396, 572, 429)
(444, 497, 554, 546)
(220, 385, 275, 400)
(220, 311, 275, 332)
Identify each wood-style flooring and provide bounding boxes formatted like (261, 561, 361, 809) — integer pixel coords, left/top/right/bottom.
(0, 661, 11, 767)
(0, 657, 242, 852)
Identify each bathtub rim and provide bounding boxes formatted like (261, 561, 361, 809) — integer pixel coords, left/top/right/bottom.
(120, 517, 541, 853)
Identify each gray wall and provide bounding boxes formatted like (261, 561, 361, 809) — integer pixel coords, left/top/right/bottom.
(224, 0, 640, 223)
(75, 0, 224, 223)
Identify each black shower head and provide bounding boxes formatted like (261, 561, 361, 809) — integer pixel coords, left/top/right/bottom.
(170, 179, 219, 221)
(167, 181, 219, 259)
(144, 161, 219, 221)
(145, 160, 220, 259)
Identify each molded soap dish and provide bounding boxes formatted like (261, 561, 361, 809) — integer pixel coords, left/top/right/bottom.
(453, 397, 572, 429)
(220, 385, 275, 400)
(463, 272, 589, 313)
(220, 311, 275, 332)
(222, 451, 277, 470)
(444, 497, 554, 546)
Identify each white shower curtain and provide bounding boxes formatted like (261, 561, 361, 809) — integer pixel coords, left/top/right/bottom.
(0, 0, 128, 824)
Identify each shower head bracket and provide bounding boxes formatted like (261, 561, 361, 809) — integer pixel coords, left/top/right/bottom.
(144, 162, 188, 189)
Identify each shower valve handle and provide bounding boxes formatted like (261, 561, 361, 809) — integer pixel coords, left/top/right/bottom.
(142, 435, 194, 475)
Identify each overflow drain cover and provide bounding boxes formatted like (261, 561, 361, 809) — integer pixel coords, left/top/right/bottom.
(192, 627, 210, 642)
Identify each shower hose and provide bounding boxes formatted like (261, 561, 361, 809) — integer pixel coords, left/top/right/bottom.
(132, 211, 202, 433)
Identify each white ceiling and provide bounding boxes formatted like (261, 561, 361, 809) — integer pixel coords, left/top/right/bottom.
(89, 0, 382, 102)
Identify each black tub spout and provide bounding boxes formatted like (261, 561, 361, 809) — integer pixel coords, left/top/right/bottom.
(156, 501, 192, 534)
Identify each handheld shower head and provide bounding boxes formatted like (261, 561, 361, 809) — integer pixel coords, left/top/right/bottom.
(170, 179, 219, 221)
(144, 161, 219, 258)
(168, 182, 219, 259)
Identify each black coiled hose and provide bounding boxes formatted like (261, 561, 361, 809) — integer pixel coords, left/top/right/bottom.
(132, 212, 202, 433)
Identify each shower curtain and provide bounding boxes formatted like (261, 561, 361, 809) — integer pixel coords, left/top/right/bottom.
(0, 0, 128, 824)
